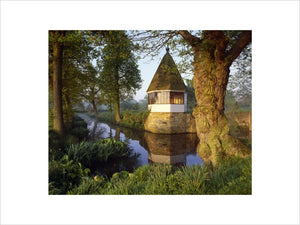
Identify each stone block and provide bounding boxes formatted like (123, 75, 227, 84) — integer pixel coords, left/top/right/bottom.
(144, 112, 196, 134)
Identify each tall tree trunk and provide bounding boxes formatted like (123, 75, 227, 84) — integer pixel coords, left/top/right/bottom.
(114, 70, 121, 125)
(193, 53, 247, 163)
(91, 99, 97, 116)
(114, 97, 121, 125)
(52, 31, 65, 137)
(63, 91, 73, 129)
(115, 126, 120, 140)
(179, 30, 252, 164)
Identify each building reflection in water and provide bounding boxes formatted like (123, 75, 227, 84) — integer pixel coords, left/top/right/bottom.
(142, 132, 199, 166)
(80, 113, 203, 167)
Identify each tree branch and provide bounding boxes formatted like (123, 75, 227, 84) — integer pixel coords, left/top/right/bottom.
(225, 31, 252, 66)
(178, 30, 202, 48)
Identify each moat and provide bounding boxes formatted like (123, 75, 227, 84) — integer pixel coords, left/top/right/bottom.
(78, 113, 204, 169)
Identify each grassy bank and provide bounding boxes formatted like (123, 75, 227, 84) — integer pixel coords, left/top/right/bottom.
(49, 115, 140, 194)
(49, 138, 137, 194)
(89, 109, 150, 130)
(49, 113, 251, 195)
(67, 156, 251, 195)
(50, 141, 251, 195)
(49, 115, 89, 161)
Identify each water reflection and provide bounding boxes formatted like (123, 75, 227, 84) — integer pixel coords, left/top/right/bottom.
(143, 132, 198, 166)
(78, 113, 203, 167)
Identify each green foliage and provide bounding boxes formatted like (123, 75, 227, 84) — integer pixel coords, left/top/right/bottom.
(73, 116, 87, 127)
(66, 139, 131, 169)
(120, 109, 150, 129)
(120, 98, 148, 111)
(68, 115, 89, 141)
(185, 79, 196, 113)
(49, 130, 66, 161)
(69, 127, 89, 141)
(96, 111, 116, 123)
(49, 155, 90, 194)
(211, 157, 252, 194)
(67, 157, 251, 195)
(99, 31, 142, 121)
(67, 176, 107, 195)
(49, 31, 102, 133)
(97, 110, 150, 130)
(49, 115, 89, 161)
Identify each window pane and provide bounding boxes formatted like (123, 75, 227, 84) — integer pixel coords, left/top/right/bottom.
(170, 92, 184, 104)
(149, 92, 185, 104)
(148, 92, 157, 104)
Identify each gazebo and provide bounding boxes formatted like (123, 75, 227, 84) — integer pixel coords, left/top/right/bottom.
(144, 48, 195, 134)
(147, 48, 187, 112)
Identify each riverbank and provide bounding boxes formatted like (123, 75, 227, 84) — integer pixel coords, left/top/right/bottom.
(49, 114, 252, 195)
(51, 155, 251, 195)
(86, 110, 150, 130)
(77, 113, 203, 167)
(86, 110, 251, 137)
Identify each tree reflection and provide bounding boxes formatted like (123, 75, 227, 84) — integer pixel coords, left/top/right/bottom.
(89, 118, 106, 141)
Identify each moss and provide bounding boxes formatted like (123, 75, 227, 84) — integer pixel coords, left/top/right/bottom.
(197, 118, 210, 132)
(197, 143, 211, 159)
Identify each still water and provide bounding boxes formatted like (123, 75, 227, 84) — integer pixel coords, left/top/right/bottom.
(78, 113, 204, 169)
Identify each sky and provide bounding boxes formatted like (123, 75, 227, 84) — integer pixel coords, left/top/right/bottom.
(134, 49, 165, 101)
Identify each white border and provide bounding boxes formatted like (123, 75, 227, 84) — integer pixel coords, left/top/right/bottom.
(1, 1, 299, 224)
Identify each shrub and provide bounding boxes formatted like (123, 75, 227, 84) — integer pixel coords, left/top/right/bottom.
(67, 176, 106, 195)
(119, 110, 150, 130)
(49, 130, 66, 161)
(49, 155, 90, 194)
(66, 139, 131, 170)
(70, 127, 89, 141)
(74, 120, 87, 128)
(69, 116, 89, 141)
(97, 111, 116, 124)
(97, 110, 150, 130)
(49, 130, 64, 151)
(49, 115, 89, 161)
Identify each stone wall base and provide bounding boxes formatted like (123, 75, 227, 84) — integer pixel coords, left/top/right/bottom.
(144, 112, 196, 134)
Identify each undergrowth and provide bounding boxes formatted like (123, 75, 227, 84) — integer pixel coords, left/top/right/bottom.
(96, 110, 150, 130)
(66, 139, 131, 170)
(67, 156, 251, 195)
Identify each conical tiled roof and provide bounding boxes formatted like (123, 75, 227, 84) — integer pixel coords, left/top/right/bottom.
(147, 49, 186, 92)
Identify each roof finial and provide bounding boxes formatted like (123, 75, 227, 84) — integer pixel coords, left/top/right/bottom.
(166, 47, 170, 53)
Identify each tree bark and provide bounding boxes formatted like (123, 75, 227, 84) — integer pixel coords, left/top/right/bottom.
(115, 126, 120, 140)
(114, 69, 121, 125)
(63, 90, 73, 128)
(179, 30, 251, 164)
(52, 31, 65, 137)
(114, 97, 121, 125)
(91, 99, 97, 116)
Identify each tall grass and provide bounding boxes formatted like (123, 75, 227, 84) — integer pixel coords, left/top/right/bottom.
(66, 139, 131, 169)
(68, 156, 251, 195)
